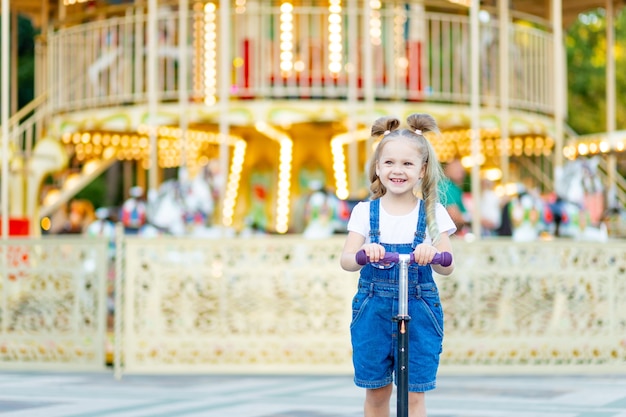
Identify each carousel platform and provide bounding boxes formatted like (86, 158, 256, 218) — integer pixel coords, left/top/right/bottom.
(0, 371, 625, 417)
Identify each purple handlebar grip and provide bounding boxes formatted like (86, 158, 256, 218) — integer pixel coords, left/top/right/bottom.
(355, 250, 369, 265)
(432, 252, 453, 267)
(356, 250, 452, 267)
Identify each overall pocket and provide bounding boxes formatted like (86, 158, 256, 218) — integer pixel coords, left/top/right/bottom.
(416, 287, 444, 338)
(350, 288, 371, 328)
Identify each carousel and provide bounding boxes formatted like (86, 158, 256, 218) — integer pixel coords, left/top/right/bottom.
(1, 0, 626, 376)
(1, 0, 625, 241)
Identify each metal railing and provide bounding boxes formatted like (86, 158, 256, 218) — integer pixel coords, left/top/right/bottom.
(3, 235, 626, 374)
(0, 237, 109, 370)
(0, 93, 47, 160)
(41, 5, 555, 115)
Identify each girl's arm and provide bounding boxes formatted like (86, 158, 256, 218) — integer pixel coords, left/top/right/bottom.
(413, 232, 455, 276)
(431, 231, 454, 275)
(340, 231, 386, 272)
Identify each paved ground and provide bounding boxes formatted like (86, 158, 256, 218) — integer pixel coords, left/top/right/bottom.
(1, 371, 626, 417)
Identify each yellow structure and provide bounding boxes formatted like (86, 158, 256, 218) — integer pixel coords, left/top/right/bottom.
(2, 0, 625, 236)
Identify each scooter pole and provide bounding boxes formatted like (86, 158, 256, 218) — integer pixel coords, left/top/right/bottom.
(356, 250, 452, 417)
(395, 254, 411, 417)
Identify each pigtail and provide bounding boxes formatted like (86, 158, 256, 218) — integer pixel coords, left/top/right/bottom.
(422, 168, 443, 244)
(406, 113, 444, 243)
(368, 116, 401, 200)
(406, 113, 438, 136)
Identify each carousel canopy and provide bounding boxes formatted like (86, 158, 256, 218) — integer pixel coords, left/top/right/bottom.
(512, 0, 626, 25)
(11, 0, 626, 29)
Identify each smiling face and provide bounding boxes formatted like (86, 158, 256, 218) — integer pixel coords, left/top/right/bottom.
(375, 137, 426, 197)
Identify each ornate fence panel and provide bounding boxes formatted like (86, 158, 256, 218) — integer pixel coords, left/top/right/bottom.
(3, 235, 624, 375)
(119, 236, 357, 374)
(0, 238, 108, 370)
(440, 240, 626, 373)
(118, 237, 626, 376)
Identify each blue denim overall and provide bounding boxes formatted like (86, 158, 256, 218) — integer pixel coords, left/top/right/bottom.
(350, 199, 444, 392)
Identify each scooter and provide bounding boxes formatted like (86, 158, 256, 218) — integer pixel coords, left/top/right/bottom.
(356, 250, 452, 417)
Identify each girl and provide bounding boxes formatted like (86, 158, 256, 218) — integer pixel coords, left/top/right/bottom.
(340, 113, 456, 417)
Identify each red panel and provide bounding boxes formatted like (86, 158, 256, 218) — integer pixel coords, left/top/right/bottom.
(0, 218, 30, 236)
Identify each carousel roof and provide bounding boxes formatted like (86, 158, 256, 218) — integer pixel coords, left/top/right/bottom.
(12, 0, 54, 28)
(512, 0, 626, 25)
(12, 0, 626, 29)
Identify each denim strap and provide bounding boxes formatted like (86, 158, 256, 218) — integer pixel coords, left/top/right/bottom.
(368, 199, 380, 244)
(412, 200, 427, 248)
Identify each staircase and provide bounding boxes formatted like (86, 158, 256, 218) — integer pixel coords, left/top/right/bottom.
(1, 94, 115, 234)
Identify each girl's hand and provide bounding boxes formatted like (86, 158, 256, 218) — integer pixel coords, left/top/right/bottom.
(413, 243, 438, 266)
(360, 243, 386, 264)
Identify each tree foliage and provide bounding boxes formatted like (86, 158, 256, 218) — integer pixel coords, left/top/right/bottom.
(566, 7, 626, 134)
(0, 14, 37, 111)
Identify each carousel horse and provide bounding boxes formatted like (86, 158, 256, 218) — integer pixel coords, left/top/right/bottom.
(302, 180, 342, 239)
(181, 165, 216, 232)
(120, 186, 148, 234)
(507, 186, 544, 242)
(146, 167, 216, 236)
(146, 180, 186, 236)
(542, 157, 607, 241)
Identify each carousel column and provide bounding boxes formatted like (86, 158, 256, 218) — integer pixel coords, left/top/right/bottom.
(362, 0, 374, 161)
(469, 0, 482, 238)
(0, 0, 6, 343)
(147, 0, 159, 199)
(498, 0, 510, 185)
(347, 0, 358, 197)
(1, 0, 9, 239)
(57, 0, 66, 23)
(217, 0, 231, 227)
(551, 0, 565, 189)
(179, 0, 189, 170)
(605, 0, 617, 206)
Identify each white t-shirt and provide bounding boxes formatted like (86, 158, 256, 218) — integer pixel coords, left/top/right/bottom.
(347, 200, 456, 245)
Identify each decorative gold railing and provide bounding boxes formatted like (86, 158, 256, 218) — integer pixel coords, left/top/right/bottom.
(438, 240, 626, 373)
(2, 236, 625, 375)
(116, 236, 626, 376)
(0, 237, 108, 370)
(42, 4, 554, 115)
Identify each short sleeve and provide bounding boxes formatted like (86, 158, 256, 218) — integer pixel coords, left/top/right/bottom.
(346, 201, 370, 239)
(435, 202, 457, 236)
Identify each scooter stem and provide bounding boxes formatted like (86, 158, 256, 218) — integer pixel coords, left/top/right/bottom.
(396, 254, 411, 417)
(397, 254, 410, 318)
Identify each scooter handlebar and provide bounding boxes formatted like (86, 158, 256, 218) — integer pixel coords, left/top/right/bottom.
(355, 250, 452, 267)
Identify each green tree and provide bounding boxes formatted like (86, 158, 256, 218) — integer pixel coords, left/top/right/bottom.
(16, 14, 36, 109)
(0, 14, 37, 112)
(566, 8, 626, 134)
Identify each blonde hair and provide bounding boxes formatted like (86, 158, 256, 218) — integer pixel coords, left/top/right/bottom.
(367, 113, 444, 243)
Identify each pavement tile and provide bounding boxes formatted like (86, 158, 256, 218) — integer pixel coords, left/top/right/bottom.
(0, 372, 624, 417)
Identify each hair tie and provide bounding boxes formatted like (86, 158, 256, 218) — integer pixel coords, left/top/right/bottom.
(415, 129, 422, 135)
(383, 130, 390, 136)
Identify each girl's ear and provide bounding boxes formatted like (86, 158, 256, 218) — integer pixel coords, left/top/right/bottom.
(420, 162, 427, 178)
